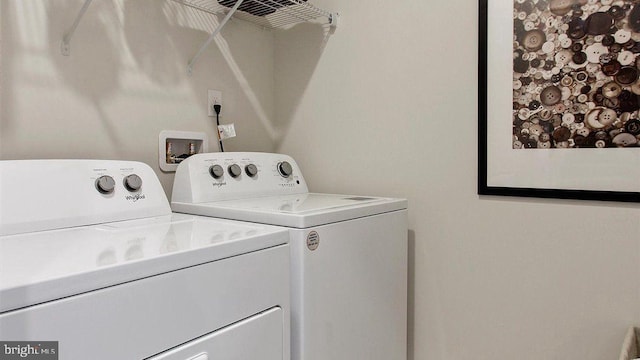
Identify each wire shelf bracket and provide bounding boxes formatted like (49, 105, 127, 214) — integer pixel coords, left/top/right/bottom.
(60, 0, 94, 56)
(187, 0, 247, 75)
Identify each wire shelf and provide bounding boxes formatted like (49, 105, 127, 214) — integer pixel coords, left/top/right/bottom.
(171, 0, 335, 30)
(59, 0, 336, 63)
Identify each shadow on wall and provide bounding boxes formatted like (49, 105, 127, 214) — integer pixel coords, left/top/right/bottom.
(407, 229, 416, 360)
(121, 0, 183, 87)
(47, 0, 123, 149)
(198, 11, 333, 146)
(0, 1, 120, 155)
(122, 0, 328, 148)
(273, 21, 330, 146)
(1, 0, 330, 159)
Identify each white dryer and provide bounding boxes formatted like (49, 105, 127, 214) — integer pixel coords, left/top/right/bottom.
(171, 152, 408, 360)
(0, 160, 290, 360)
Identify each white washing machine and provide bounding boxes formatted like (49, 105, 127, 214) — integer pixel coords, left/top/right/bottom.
(0, 160, 290, 360)
(171, 152, 408, 360)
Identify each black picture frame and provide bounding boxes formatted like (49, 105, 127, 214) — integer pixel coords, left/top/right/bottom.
(478, 0, 640, 203)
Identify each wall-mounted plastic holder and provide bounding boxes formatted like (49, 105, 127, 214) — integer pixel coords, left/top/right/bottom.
(159, 130, 208, 172)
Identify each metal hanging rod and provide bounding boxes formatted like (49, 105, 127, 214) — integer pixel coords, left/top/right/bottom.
(60, 0, 93, 56)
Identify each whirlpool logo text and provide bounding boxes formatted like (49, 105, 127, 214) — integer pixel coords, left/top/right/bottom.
(125, 194, 146, 202)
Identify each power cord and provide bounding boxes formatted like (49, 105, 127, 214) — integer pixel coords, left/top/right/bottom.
(214, 104, 224, 152)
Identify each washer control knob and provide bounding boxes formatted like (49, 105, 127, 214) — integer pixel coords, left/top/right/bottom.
(209, 165, 224, 179)
(278, 161, 293, 177)
(245, 164, 258, 177)
(95, 175, 116, 194)
(228, 164, 242, 178)
(123, 174, 142, 192)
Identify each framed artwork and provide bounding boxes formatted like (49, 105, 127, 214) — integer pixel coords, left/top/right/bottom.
(479, 0, 640, 202)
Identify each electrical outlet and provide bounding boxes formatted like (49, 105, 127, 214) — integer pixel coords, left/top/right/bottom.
(207, 89, 222, 117)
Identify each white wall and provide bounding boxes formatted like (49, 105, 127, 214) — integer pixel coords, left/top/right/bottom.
(2, 0, 639, 359)
(275, 1, 640, 359)
(0, 0, 277, 194)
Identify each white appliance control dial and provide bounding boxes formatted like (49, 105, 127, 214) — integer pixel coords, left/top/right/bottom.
(123, 174, 143, 192)
(228, 164, 242, 178)
(278, 161, 293, 178)
(209, 165, 224, 179)
(245, 164, 258, 177)
(96, 175, 116, 194)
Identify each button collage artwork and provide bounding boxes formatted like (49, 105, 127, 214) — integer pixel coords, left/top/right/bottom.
(513, 0, 640, 149)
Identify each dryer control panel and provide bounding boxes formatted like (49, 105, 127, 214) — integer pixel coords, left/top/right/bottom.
(172, 152, 309, 203)
(0, 160, 171, 236)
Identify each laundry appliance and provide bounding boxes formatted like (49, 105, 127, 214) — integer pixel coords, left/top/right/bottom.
(0, 160, 290, 360)
(171, 152, 408, 360)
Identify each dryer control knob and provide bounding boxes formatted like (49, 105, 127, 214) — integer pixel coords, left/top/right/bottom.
(278, 161, 293, 177)
(245, 164, 258, 177)
(209, 165, 224, 179)
(228, 164, 242, 178)
(95, 175, 116, 194)
(124, 174, 142, 192)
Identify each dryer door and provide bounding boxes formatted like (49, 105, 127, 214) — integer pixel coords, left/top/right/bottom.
(149, 307, 283, 360)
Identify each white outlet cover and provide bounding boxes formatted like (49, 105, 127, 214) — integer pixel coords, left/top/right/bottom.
(208, 89, 222, 117)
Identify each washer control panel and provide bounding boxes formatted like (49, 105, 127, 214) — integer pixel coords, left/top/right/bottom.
(0, 160, 171, 236)
(172, 152, 309, 203)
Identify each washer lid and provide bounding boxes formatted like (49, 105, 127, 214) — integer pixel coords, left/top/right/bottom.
(0, 213, 288, 313)
(172, 193, 408, 228)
